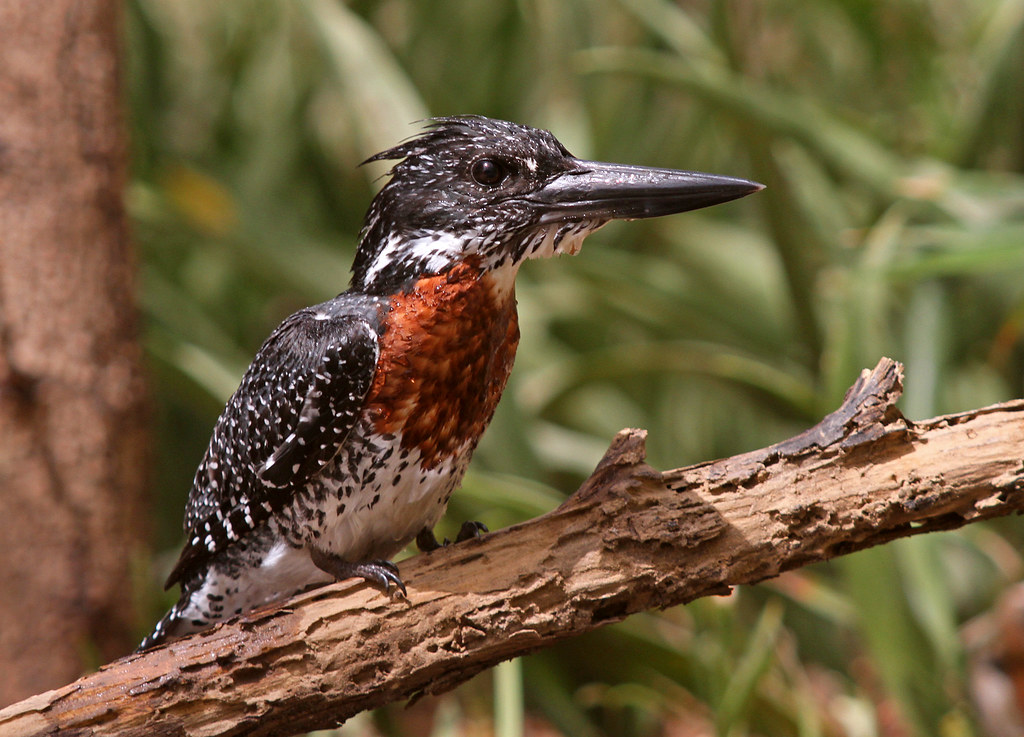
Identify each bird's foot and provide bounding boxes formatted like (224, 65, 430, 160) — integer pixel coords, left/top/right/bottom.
(416, 520, 489, 552)
(309, 547, 407, 597)
(456, 520, 489, 542)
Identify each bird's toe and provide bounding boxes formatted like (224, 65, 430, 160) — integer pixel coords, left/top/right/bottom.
(455, 520, 488, 543)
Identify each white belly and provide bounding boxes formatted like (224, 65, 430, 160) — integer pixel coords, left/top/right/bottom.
(314, 434, 468, 561)
(175, 431, 470, 633)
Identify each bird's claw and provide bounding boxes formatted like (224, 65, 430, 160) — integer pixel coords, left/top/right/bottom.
(416, 520, 488, 552)
(355, 559, 407, 598)
(455, 520, 488, 543)
(309, 548, 407, 598)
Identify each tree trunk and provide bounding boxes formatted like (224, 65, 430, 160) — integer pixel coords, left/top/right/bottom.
(0, 0, 148, 706)
(1, 359, 1022, 736)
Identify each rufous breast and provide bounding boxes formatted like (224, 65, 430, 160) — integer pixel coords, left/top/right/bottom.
(364, 259, 520, 468)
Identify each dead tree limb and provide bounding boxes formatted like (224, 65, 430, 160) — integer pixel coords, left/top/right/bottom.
(3, 357, 1023, 737)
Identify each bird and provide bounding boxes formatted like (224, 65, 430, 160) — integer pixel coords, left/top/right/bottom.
(139, 115, 762, 650)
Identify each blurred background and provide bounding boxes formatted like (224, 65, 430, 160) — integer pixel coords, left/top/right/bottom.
(123, 0, 1024, 735)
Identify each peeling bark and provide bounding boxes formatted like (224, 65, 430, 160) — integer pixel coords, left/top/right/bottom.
(2, 358, 1023, 737)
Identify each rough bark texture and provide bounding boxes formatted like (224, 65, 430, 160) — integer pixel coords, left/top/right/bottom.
(0, 1, 148, 706)
(1, 359, 1023, 737)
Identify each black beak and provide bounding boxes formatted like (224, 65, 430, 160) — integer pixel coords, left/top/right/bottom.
(527, 160, 763, 223)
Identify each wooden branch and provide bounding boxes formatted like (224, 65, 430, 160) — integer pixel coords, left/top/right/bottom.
(4, 357, 1024, 737)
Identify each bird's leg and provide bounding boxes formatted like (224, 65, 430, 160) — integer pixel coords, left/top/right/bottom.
(309, 546, 407, 597)
(415, 527, 443, 552)
(415, 520, 489, 552)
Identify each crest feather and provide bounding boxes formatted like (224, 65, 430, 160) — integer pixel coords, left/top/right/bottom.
(361, 116, 529, 168)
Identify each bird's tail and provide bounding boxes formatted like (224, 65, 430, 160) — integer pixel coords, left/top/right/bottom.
(136, 606, 185, 652)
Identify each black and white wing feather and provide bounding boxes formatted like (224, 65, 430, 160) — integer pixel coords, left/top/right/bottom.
(165, 307, 380, 588)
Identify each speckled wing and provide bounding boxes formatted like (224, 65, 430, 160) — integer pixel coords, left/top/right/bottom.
(164, 310, 380, 588)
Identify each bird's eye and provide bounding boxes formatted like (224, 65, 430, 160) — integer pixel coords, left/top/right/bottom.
(471, 158, 507, 186)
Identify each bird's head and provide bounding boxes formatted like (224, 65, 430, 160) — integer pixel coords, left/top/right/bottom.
(351, 116, 762, 294)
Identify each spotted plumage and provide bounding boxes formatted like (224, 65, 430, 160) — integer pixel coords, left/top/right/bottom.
(140, 115, 761, 650)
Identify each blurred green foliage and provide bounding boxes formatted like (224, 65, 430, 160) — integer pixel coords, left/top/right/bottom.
(124, 0, 1024, 735)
